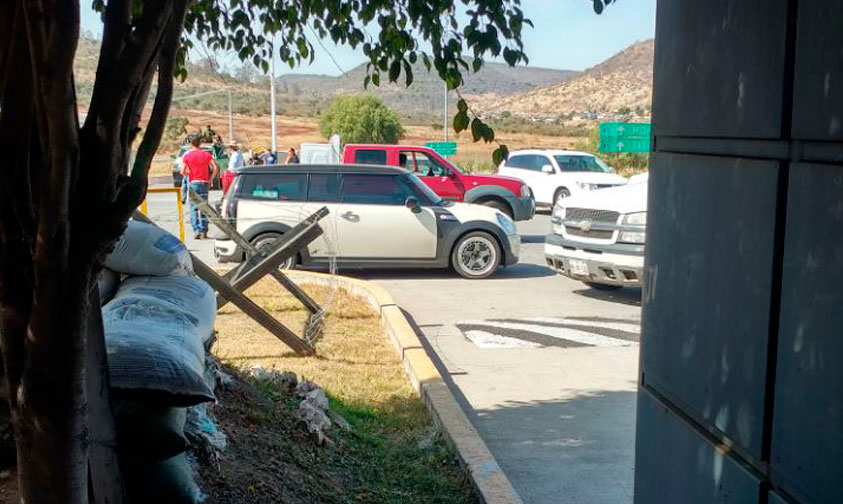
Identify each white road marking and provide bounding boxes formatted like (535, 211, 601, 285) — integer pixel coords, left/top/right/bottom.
(463, 330, 543, 349)
(522, 317, 641, 334)
(461, 320, 635, 347)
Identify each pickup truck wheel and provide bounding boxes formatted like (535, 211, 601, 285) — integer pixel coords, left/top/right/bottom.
(480, 199, 514, 219)
(554, 188, 571, 206)
(452, 231, 501, 279)
(251, 232, 296, 270)
(583, 281, 622, 291)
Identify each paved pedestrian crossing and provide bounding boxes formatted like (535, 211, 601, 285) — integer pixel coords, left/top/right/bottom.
(456, 316, 640, 349)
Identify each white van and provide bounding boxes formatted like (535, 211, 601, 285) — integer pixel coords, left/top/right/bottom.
(214, 164, 520, 279)
(545, 172, 648, 289)
(498, 149, 627, 207)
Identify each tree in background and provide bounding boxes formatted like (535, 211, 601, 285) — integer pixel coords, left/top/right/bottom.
(0, 0, 539, 502)
(319, 94, 404, 144)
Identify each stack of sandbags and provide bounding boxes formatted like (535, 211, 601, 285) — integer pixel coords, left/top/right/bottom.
(102, 220, 215, 503)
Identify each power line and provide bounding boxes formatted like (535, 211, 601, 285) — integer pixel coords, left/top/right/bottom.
(307, 26, 348, 76)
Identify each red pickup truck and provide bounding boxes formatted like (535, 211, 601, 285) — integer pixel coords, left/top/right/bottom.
(342, 144, 535, 221)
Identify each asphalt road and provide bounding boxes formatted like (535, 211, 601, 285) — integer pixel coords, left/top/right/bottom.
(146, 191, 641, 503)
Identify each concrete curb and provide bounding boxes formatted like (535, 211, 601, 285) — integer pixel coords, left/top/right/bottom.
(288, 271, 523, 504)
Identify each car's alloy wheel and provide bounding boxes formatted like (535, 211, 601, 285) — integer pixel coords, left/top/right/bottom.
(452, 232, 501, 279)
(251, 232, 296, 269)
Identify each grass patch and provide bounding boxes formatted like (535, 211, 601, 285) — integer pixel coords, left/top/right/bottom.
(212, 277, 474, 503)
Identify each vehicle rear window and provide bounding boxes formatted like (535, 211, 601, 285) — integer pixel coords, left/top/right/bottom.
(341, 174, 418, 205)
(353, 149, 387, 165)
(307, 173, 340, 202)
(239, 173, 306, 201)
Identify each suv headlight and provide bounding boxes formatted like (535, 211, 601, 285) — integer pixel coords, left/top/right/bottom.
(575, 181, 598, 191)
(551, 205, 565, 234)
(496, 212, 517, 235)
(623, 212, 647, 225)
(520, 184, 532, 199)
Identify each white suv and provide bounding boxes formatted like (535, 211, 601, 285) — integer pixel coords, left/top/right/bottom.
(214, 165, 520, 279)
(498, 149, 627, 207)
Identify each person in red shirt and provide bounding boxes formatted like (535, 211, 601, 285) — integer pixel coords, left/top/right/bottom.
(181, 135, 219, 239)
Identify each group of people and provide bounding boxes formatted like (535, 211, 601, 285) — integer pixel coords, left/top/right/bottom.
(179, 131, 301, 239)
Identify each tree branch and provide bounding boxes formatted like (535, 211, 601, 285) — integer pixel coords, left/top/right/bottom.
(130, 1, 189, 185)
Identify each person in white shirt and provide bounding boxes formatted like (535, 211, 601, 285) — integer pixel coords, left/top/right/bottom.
(222, 144, 246, 194)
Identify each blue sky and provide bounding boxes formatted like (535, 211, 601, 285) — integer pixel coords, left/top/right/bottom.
(81, 0, 656, 75)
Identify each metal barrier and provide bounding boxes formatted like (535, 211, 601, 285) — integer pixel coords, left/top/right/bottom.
(139, 187, 185, 241)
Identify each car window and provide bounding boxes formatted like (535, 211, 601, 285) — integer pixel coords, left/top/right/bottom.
(508, 154, 546, 172)
(239, 173, 306, 201)
(353, 149, 387, 165)
(307, 173, 340, 202)
(341, 174, 418, 205)
(554, 155, 613, 173)
(401, 151, 450, 177)
(506, 155, 527, 169)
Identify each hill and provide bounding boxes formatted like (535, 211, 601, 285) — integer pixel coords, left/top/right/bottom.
(73, 35, 576, 119)
(473, 39, 654, 121)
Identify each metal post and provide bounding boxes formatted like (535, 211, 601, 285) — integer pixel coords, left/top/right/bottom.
(444, 84, 449, 143)
(270, 45, 278, 155)
(228, 88, 234, 142)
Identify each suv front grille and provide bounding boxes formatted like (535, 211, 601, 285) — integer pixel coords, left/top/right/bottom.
(564, 227, 614, 239)
(565, 208, 620, 223)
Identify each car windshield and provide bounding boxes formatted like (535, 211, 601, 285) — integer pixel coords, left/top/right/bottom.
(406, 173, 444, 205)
(554, 155, 614, 173)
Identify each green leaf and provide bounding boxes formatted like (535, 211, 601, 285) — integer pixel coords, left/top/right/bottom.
(403, 60, 413, 87)
(502, 47, 518, 67)
(470, 118, 482, 142)
(457, 99, 468, 114)
(492, 145, 509, 166)
(372, 73, 380, 87)
(453, 111, 470, 133)
(389, 60, 401, 82)
(472, 58, 483, 73)
(593, 0, 605, 14)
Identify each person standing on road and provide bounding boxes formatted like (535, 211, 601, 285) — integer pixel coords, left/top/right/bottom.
(222, 143, 245, 195)
(181, 135, 219, 239)
(284, 147, 300, 164)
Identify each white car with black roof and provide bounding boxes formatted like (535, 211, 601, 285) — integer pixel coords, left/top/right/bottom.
(214, 164, 520, 279)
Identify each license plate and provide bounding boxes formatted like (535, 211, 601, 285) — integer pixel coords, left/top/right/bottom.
(569, 259, 589, 277)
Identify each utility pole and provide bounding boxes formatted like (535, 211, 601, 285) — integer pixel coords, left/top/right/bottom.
(228, 89, 233, 142)
(269, 46, 278, 155)
(443, 84, 449, 144)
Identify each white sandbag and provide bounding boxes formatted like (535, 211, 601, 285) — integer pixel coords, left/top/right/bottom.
(105, 220, 193, 276)
(114, 276, 216, 343)
(97, 268, 120, 305)
(103, 279, 216, 406)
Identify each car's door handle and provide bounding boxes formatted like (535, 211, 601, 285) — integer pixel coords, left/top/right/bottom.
(341, 211, 359, 222)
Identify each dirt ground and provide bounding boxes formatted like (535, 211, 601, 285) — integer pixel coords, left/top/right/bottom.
(148, 108, 583, 178)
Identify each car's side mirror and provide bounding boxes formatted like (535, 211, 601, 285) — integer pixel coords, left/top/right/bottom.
(405, 196, 422, 213)
(541, 164, 554, 174)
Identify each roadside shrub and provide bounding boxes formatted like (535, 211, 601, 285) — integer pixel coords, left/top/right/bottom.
(318, 94, 404, 144)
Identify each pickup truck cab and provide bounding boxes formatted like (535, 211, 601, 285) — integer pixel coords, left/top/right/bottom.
(545, 172, 648, 289)
(342, 144, 535, 221)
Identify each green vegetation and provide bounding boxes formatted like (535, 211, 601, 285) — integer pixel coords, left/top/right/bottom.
(574, 125, 649, 177)
(319, 95, 404, 144)
(488, 113, 590, 137)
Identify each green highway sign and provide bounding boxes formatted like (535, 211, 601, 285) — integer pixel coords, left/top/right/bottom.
(599, 137, 651, 153)
(599, 122, 651, 138)
(425, 141, 458, 156)
(599, 122, 651, 153)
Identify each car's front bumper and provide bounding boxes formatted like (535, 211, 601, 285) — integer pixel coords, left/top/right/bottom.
(544, 234, 644, 286)
(504, 230, 520, 266)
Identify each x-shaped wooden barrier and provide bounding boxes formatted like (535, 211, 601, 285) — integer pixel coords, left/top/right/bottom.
(133, 202, 328, 356)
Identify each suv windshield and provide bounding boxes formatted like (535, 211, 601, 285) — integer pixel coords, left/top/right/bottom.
(406, 173, 444, 205)
(554, 155, 613, 173)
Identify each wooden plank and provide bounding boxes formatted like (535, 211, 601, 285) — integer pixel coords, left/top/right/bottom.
(188, 189, 324, 314)
(132, 211, 314, 356)
(217, 225, 322, 309)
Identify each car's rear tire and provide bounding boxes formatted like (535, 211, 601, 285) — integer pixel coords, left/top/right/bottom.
(451, 231, 501, 279)
(583, 281, 622, 291)
(480, 199, 514, 219)
(251, 232, 296, 269)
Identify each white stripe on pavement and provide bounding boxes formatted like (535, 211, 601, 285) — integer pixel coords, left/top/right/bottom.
(462, 320, 635, 347)
(463, 330, 543, 349)
(521, 317, 641, 334)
